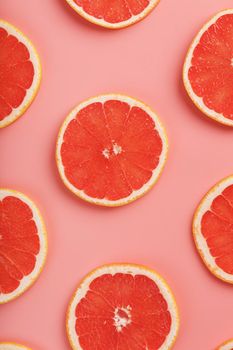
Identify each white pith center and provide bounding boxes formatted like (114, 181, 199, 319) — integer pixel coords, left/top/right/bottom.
(102, 149, 110, 159)
(113, 306, 132, 332)
(113, 143, 122, 155)
(102, 143, 122, 159)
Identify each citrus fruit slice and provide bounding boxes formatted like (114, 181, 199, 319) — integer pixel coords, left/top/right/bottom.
(66, 263, 179, 350)
(183, 9, 233, 126)
(217, 339, 233, 350)
(0, 343, 31, 350)
(193, 175, 233, 283)
(65, 0, 160, 29)
(56, 94, 168, 207)
(0, 20, 41, 128)
(0, 189, 47, 303)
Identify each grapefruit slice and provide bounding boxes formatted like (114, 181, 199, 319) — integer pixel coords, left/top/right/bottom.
(183, 9, 233, 126)
(66, 264, 179, 350)
(0, 189, 47, 303)
(65, 0, 160, 29)
(0, 20, 41, 128)
(193, 175, 233, 283)
(0, 343, 31, 350)
(56, 94, 168, 207)
(217, 339, 233, 350)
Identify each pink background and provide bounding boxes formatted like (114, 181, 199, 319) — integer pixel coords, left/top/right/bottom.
(1, 0, 233, 349)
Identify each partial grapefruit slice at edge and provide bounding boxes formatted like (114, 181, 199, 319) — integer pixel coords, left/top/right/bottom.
(0, 189, 47, 304)
(66, 263, 179, 350)
(183, 9, 233, 127)
(65, 0, 160, 29)
(0, 20, 41, 128)
(193, 175, 233, 284)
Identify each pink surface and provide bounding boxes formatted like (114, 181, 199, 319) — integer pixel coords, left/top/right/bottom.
(1, 0, 233, 349)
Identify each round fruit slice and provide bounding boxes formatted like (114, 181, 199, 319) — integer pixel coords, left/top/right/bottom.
(216, 339, 233, 350)
(0, 189, 47, 303)
(56, 94, 168, 207)
(193, 175, 233, 283)
(0, 343, 31, 350)
(183, 9, 233, 126)
(66, 263, 179, 350)
(65, 0, 160, 29)
(0, 20, 41, 128)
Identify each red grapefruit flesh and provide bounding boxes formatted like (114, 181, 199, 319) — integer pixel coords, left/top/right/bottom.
(183, 9, 233, 126)
(56, 94, 168, 206)
(0, 20, 41, 128)
(66, 264, 179, 350)
(65, 0, 160, 29)
(0, 189, 47, 303)
(193, 176, 233, 283)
